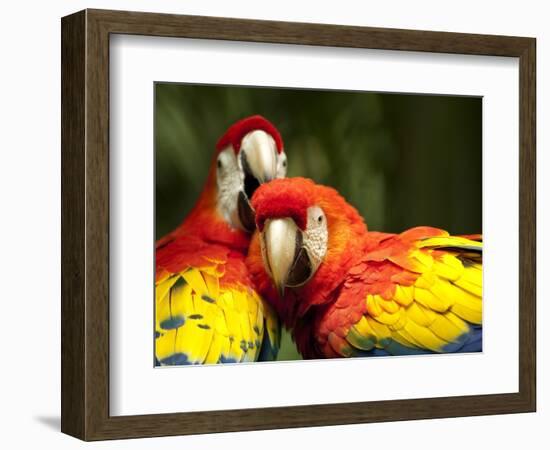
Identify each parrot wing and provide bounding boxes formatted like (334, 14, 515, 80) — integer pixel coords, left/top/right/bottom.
(155, 236, 280, 365)
(321, 227, 482, 358)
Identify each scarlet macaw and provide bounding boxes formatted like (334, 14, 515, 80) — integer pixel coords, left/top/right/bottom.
(247, 177, 482, 359)
(155, 116, 287, 365)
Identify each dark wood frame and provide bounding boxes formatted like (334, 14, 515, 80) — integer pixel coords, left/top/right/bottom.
(61, 8, 536, 441)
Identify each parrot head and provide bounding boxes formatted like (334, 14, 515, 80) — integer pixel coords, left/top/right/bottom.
(214, 115, 287, 232)
(250, 177, 367, 304)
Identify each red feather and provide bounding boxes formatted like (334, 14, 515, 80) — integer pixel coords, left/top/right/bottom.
(252, 178, 315, 231)
(216, 115, 284, 154)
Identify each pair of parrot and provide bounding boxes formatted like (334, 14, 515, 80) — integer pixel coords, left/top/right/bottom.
(155, 115, 482, 365)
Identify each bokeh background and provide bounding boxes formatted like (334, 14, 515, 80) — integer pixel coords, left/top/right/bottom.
(155, 83, 482, 361)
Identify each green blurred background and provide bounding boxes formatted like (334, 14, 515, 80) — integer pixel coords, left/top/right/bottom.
(155, 83, 482, 361)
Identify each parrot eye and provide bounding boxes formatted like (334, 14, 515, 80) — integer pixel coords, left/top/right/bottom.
(307, 206, 326, 230)
(282, 160, 287, 168)
(217, 158, 223, 169)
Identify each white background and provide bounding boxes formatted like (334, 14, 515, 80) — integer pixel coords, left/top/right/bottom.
(0, 0, 547, 448)
(110, 35, 519, 416)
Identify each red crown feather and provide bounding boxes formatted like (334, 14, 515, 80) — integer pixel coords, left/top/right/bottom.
(252, 178, 316, 231)
(216, 115, 284, 154)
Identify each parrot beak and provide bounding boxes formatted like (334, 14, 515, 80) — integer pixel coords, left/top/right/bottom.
(261, 218, 313, 298)
(238, 131, 279, 232)
(241, 133, 278, 187)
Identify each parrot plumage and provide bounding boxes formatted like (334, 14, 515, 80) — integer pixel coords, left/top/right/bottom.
(247, 177, 482, 359)
(155, 115, 286, 365)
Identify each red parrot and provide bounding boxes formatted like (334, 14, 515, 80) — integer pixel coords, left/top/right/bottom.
(155, 115, 288, 365)
(247, 177, 482, 359)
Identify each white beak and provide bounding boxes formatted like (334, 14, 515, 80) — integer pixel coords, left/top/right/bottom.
(241, 130, 278, 183)
(262, 218, 300, 297)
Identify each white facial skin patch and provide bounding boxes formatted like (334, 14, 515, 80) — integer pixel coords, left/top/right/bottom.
(302, 205, 328, 276)
(216, 147, 242, 229)
(276, 152, 288, 179)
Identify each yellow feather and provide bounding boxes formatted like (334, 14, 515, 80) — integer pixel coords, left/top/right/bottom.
(414, 271, 437, 289)
(156, 275, 179, 303)
(220, 294, 239, 331)
(388, 311, 408, 331)
(175, 319, 213, 363)
(454, 278, 482, 297)
(403, 319, 448, 352)
(429, 278, 461, 308)
(445, 310, 472, 329)
(221, 294, 243, 339)
(155, 263, 274, 365)
(420, 236, 481, 251)
(451, 303, 482, 325)
(405, 302, 436, 327)
(454, 265, 483, 297)
(254, 304, 265, 341)
(379, 298, 400, 314)
(248, 311, 260, 343)
(182, 268, 208, 295)
(247, 291, 259, 321)
(263, 300, 280, 349)
(374, 309, 403, 326)
(228, 334, 245, 362)
(352, 315, 377, 341)
(232, 288, 248, 312)
(366, 316, 392, 341)
(239, 318, 254, 361)
(212, 290, 246, 362)
(155, 330, 176, 361)
(411, 250, 434, 271)
(414, 286, 451, 312)
(392, 327, 423, 348)
(204, 332, 224, 364)
(213, 308, 230, 336)
(235, 296, 256, 361)
(155, 330, 176, 360)
(394, 285, 414, 306)
(155, 290, 172, 331)
(217, 334, 233, 361)
(170, 282, 193, 319)
(429, 312, 469, 343)
(433, 254, 464, 281)
(202, 272, 220, 299)
(451, 283, 482, 312)
(366, 294, 383, 317)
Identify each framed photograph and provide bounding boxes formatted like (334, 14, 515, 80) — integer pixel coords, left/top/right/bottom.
(61, 9, 536, 440)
